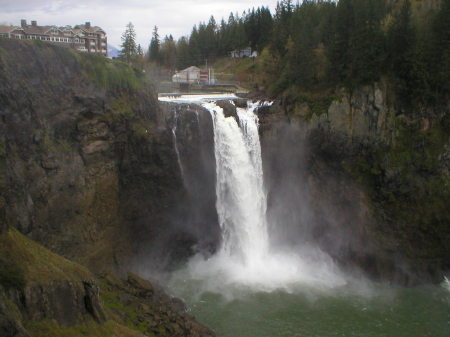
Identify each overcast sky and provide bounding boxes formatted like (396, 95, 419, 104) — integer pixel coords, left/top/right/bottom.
(0, 0, 279, 49)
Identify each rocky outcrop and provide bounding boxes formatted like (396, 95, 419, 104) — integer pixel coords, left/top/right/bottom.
(216, 100, 238, 120)
(101, 273, 215, 337)
(5, 280, 105, 326)
(274, 83, 397, 144)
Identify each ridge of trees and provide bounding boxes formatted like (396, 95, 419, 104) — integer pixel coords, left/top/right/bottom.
(119, 0, 449, 106)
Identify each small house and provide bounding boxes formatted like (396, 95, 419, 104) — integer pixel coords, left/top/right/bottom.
(172, 66, 201, 83)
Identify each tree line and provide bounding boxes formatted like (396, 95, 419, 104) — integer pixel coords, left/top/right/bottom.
(119, 0, 449, 106)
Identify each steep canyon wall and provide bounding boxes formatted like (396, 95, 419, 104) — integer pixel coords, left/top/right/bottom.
(258, 82, 449, 284)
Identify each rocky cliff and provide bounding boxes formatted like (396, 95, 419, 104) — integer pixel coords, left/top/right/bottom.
(0, 40, 215, 336)
(258, 81, 449, 284)
(0, 39, 204, 272)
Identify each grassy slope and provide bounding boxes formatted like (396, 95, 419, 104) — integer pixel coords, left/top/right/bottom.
(0, 229, 91, 286)
(0, 229, 147, 337)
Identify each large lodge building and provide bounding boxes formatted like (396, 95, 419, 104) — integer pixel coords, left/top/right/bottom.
(0, 20, 107, 56)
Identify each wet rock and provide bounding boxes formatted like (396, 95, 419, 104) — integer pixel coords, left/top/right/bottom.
(83, 281, 106, 323)
(233, 98, 248, 108)
(216, 100, 238, 120)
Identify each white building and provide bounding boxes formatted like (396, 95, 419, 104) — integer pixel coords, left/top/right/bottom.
(172, 66, 201, 84)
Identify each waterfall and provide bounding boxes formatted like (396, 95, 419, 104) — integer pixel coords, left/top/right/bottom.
(160, 94, 346, 292)
(202, 102, 269, 266)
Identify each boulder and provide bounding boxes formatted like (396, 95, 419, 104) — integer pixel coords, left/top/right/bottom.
(216, 100, 238, 120)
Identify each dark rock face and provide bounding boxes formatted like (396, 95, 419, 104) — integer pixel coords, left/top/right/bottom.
(259, 87, 449, 285)
(0, 295, 29, 337)
(8, 280, 105, 326)
(148, 103, 220, 266)
(0, 272, 215, 337)
(0, 39, 215, 274)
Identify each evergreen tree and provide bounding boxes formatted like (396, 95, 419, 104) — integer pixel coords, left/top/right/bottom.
(149, 25, 160, 63)
(348, 0, 386, 84)
(387, 0, 417, 102)
(188, 25, 202, 65)
(160, 35, 177, 71)
(119, 22, 137, 64)
(176, 36, 191, 69)
(271, 0, 294, 57)
(134, 44, 145, 70)
(429, 0, 450, 102)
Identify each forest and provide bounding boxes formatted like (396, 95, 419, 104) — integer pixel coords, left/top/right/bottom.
(119, 0, 449, 109)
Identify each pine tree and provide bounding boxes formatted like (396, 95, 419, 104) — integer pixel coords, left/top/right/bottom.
(160, 35, 177, 71)
(134, 44, 145, 70)
(137, 44, 143, 57)
(386, 0, 420, 104)
(176, 36, 191, 69)
(149, 25, 160, 63)
(430, 0, 450, 102)
(119, 22, 137, 64)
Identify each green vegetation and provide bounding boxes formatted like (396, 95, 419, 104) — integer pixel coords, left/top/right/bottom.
(146, 6, 272, 70)
(26, 320, 144, 337)
(78, 53, 144, 92)
(102, 292, 150, 334)
(109, 96, 134, 116)
(0, 229, 92, 285)
(131, 121, 155, 140)
(265, 0, 449, 108)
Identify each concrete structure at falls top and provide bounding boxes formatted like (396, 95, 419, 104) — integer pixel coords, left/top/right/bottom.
(159, 94, 346, 291)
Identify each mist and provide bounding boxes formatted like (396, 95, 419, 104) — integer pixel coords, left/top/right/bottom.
(136, 95, 380, 303)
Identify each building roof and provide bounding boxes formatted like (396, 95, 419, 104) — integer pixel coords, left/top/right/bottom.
(180, 66, 201, 73)
(22, 24, 55, 35)
(74, 24, 105, 34)
(0, 25, 18, 34)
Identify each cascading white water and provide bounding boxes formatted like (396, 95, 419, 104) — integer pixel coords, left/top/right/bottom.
(204, 101, 268, 265)
(160, 94, 347, 292)
(171, 110, 186, 185)
(194, 101, 345, 291)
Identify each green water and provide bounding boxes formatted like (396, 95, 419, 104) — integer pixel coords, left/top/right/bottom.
(171, 281, 450, 337)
